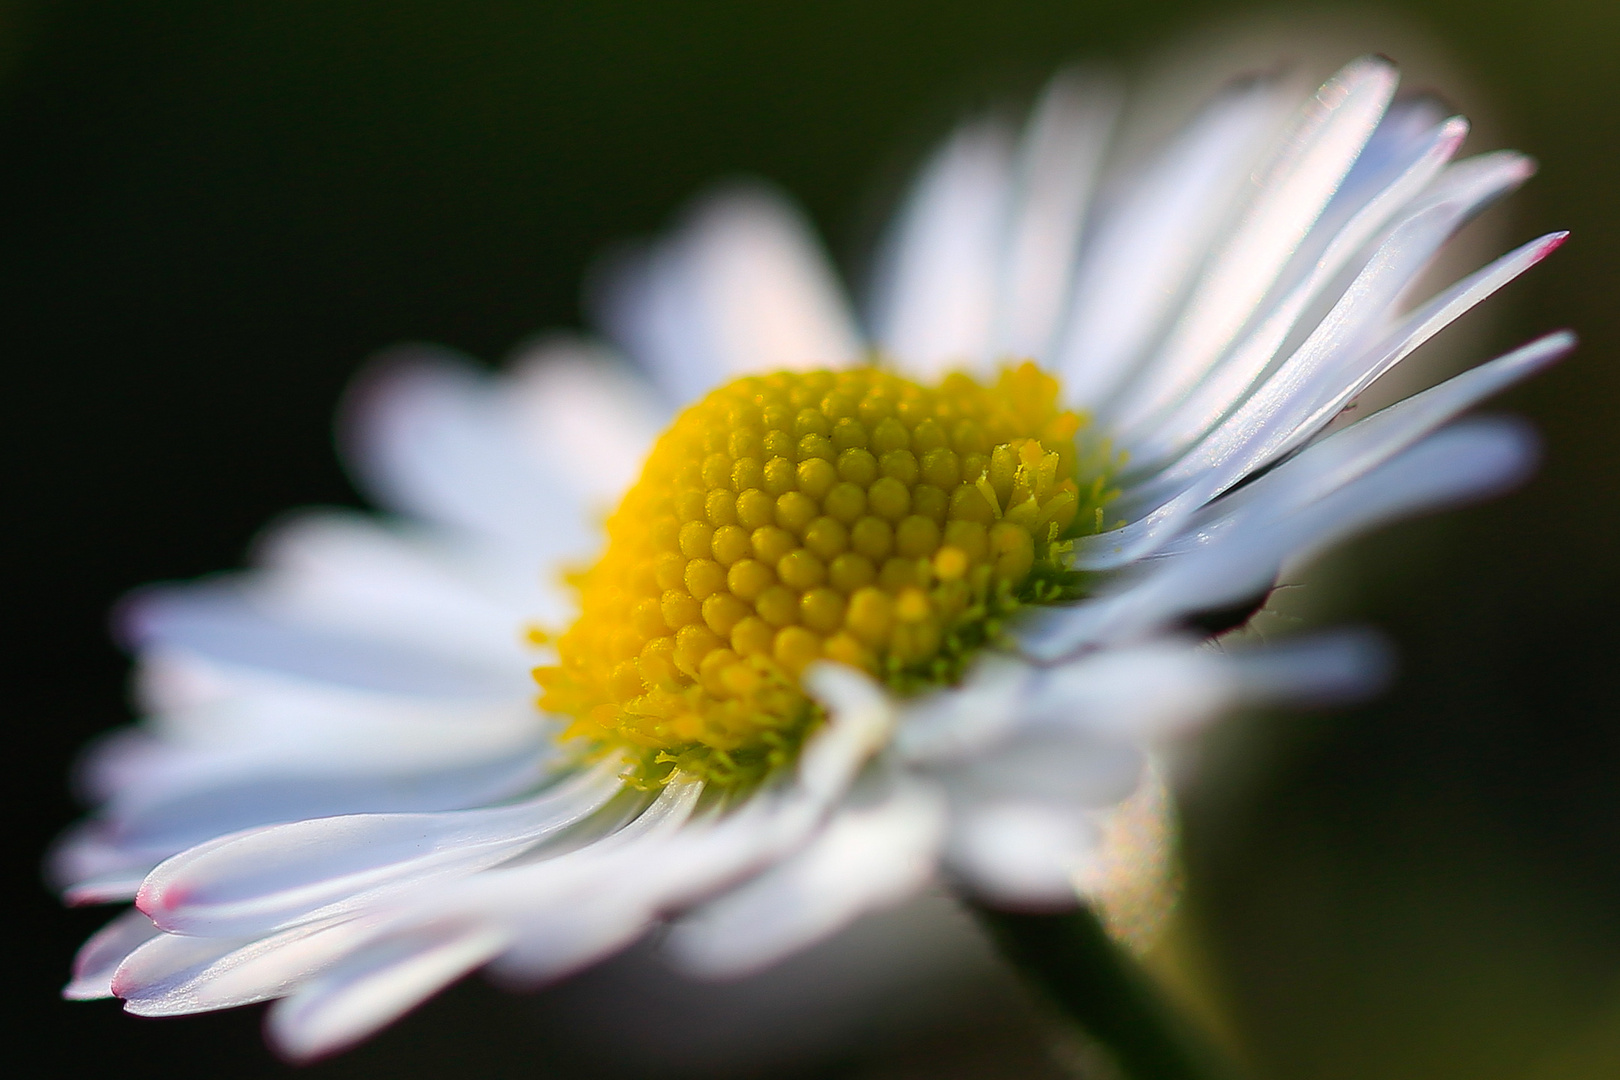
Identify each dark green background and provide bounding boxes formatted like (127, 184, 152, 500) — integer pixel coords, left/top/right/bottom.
(7, 2, 1618, 1077)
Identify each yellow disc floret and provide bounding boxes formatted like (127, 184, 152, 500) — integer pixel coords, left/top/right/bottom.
(534, 362, 1116, 787)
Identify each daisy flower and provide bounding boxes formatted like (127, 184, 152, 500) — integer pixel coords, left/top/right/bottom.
(55, 55, 1570, 1063)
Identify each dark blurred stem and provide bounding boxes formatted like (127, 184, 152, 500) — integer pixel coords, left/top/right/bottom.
(974, 904, 1236, 1080)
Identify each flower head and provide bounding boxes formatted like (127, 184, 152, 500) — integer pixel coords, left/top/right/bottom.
(539, 361, 1116, 788)
(55, 55, 1570, 1061)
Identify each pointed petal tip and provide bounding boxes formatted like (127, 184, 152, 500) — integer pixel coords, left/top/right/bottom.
(1535, 231, 1571, 260)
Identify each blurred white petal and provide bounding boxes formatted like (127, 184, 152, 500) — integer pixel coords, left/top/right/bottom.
(64, 908, 160, 1000)
(993, 68, 1121, 358)
(666, 781, 947, 978)
(596, 185, 863, 403)
(871, 121, 1015, 378)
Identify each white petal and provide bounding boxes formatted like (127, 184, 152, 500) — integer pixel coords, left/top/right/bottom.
(1217, 629, 1394, 707)
(1104, 58, 1399, 432)
(1216, 227, 1557, 484)
(53, 749, 552, 901)
(1019, 643, 1239, 741)
(503, 337, 668, 502)
(596, 185, 862, 403)
(358, 734, 892, 1001)
(946, 760, 1174, 910)
(1083, 231, 1562, 571)
(133, 783, 703, 1046)
(799, 662, 896, 802)
(1024, 418, 1537, 657)
(318, 782, 707, 991)
(1130, 114, 1470, 463)
(666, 781, 947, 978)
(1343, 95, 1451, 178)
(870, 121, 1015, 378)
(891, 654, 1033, 763)
(123, 583, 530, 699)
(481, 900, 666, 993)
(945, 801, 1104, 906)
(267, 921, 510, 1061)
(64, 908, 160, 1000)
(338, 350, 598, 558)
(115, 917, 377, 1017)
(60, 867, 152, 906)
(941, 733, 1144, 809)
(1159, 331, 1574, 555)
(136, 762, 624, 937)
(249, 510, 548, 673)
(1139, 168, 1550, 508)
(993, 69, 1121, 358)
(1055, 74, 1295, 406)
(123, 651, 542, 766)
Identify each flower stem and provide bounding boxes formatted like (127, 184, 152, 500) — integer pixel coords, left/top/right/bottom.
(974, 904, 1237, 1080)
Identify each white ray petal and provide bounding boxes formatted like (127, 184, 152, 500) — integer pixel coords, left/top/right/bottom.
(392, 779, 706, 928)
(1083, 228, 1562, 571)
(1104, 58, 1399, 432)
(250, 510, 546, 673)
(799, 662, 896, 801)
(108, 751, 551, 848)
(1345, 95, 1449, 175)
(1217, 629, 1394, 707)
(260, 780, 705, 1054)
(870, 121, 1015, 378)
(1188, 226, 1558, 490)
(891, 655, 1033, 763)
(503, 338, 669, 500)
(123, 584, 530, 699)
(1024, 419, 1536, 658)
(940, 733, 1144, 809)
(116, 917, 377, 1017)
(596, 185, 862, 404)
(1054, 75, 1294, 407)
(64, 909, 161, 1000)
(1414, 149, 1537, 216)
(60, 867, 152, 906)
(123, 652, 542, 763)
(314, 695, 899, 1010)
(993, 69, 1121, 359)
(53, 749, 552, 901)
(1019, 645, 1238, 742)
(136, 762, 624, 937)
(945, 800, 1104, 905)
(1129, 115, 1470, 462)
(1158, 331, 1574, 555)
(665, 781, 947, 979)
(267, 921, 510, 1061)
(338, 351, 599, 558)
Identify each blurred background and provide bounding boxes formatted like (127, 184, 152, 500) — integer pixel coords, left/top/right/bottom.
(7, 2, 1618, 1077)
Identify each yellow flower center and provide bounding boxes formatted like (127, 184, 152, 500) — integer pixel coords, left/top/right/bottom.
(534, 362, 1116, 787)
